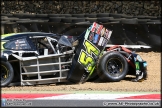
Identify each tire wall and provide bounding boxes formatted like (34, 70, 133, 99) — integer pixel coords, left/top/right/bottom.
(1, 22, 161, 52)
(1, 1, 161, 52)
(1, 1, 161, 16)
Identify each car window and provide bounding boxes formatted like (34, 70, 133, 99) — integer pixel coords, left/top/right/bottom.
(30, 37, 54, 55)
(4, 38, 31, 50)
(31, 37, 50, 49)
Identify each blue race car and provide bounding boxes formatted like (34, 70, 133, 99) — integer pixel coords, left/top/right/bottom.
(1, 22, 147, 87)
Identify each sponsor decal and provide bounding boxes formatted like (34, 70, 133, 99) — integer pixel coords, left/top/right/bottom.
(93, 34, 99, 44)
(98, 37, 104, 46)
(88, 32, 94, 42)
(100, 27, 106, 37)
(85, 28, 91, 40)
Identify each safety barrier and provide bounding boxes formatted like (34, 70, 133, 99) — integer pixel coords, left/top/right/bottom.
(1, 13, 161, 52)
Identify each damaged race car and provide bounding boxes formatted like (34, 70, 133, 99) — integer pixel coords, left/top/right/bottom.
(1, 22, 147, 87)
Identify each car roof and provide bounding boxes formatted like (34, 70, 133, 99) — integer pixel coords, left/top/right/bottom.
(1, 32, 57, 40)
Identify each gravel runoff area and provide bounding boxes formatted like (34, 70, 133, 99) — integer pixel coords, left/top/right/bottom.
(1, 52, 161, 93)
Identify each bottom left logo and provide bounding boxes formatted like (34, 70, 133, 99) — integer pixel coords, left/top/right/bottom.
(1, 99, 6, 106)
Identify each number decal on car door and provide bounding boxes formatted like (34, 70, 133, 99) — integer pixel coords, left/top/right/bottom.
(84, 40, 100, 56)
(78, 40, 100, 73)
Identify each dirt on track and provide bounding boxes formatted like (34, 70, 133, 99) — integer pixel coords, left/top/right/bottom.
(1, 52, 161, 93)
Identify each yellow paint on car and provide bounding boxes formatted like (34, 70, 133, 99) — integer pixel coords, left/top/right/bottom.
(1, 33, 16, 38)
(84, 40, 100, 56)
(78, 40, 100, 73)
(79, 50, 94, 72)
(1, 41, 6, 50)
(1, 33, 16, 50)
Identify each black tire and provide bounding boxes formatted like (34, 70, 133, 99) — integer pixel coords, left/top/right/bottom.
(1, 16, 8, 19)
(109, 13, 123, 18)
(109, 21, 120, 24)
(23, 14, 36, 18)
(36, 14, 48, 18)
(97, 13, 109, 17)
(38, 19, 49, 22)
(75, 21, 91, 25)
(85, 18, 97, 23)
(145, 16, 157, 20)
(97, 17, 113, 23)
(16, 20, 32, 23)
(49, 17, 64, 22)
(1, 14, 13, 17)
(13, 13, 24, 18)
(16, 20, 40, 23)
(61, 18, 72, 23)
(147, 20, 161, 22)
(137, 19, 150, 24)
(85, 14, 97, 18)
(1, 61, 14, 87)
(17, 18, 31, 21)
(30, 18, 49, 22)
(5, 22, 17, 24)
(72, 14, 85, 18)
(157, 16, 161, 20)
(109, 18, 124, 22)
(2, 17, 20, 21)
(121, 15, 133, 18)
(121, 19, 138, 24)
(98, 51, 128, 82)
(133, 15, 146, 19)
(48, 14, 60, 17)
(146, 22, 161, 24)
(60, 14, 72, 17)
(1, 21, 10, 24)
(72, 18, 85, 23)
(118, 51, 135, 76)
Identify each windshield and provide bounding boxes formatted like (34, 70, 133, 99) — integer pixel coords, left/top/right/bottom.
(58, 36, 72, 47)
(4, 38, 31, 50)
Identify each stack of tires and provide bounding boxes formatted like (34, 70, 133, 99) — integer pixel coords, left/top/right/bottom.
(1, 13, 161, 24)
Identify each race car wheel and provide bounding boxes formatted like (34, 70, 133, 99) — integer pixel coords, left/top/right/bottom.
(1, 61, 14, 87)
(98, 51, 128, 82)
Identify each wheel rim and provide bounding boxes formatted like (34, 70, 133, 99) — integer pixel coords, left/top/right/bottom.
(106, 58, 123, 77)
(1, 65, 8, 82)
